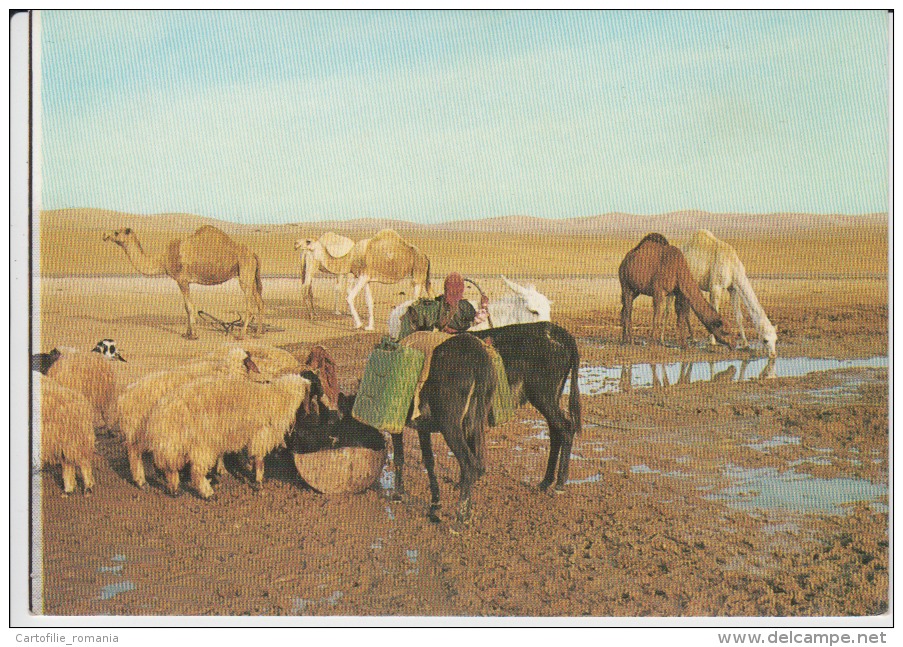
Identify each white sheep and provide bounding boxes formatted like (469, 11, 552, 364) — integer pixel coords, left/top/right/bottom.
(45, 347, 121, 431)
(236, 342, 302, 380)
(145, 372, 312, 499)
(38, 374, 97, 496)
(118, 346, 261, 489)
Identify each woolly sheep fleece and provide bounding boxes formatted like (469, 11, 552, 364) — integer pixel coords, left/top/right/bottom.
(45, 349, 120, 430)
(39, 374, 97, 494)
(146, 373, 312, 497)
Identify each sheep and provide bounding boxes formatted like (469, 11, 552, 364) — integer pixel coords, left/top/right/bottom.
(117, 346, 261, 489)
(145, 372, 312, 499)
(31, 348, 61, 374)
(45, 346, 122, 431)
(38, 374, 97, 496)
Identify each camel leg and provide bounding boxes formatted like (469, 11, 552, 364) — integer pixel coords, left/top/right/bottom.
(346, 274, 369, 329)
(332, 274, 348, 315)
(674, 294, 693, 348)
(177, 281, 198, 340)
(730, 287, 750, 348)
(620, 289, 636, 344)
(238, 271, 262, 340)
(363, 282, 375, 331)
(651, 291, 666, 346)
(708, 285, 725, 347)
(660, 295, 675, 344)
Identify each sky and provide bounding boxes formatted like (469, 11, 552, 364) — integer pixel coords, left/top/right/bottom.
(37, 10, 889, 225)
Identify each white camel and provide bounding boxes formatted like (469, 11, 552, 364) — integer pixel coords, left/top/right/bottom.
(387, 276, 552, 339)
(295, 229, 432, 331)
(665, 229, 777, 357)
(294, 232, 356, 318)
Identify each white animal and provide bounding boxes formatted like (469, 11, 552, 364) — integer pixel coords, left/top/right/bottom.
(387, 276, 552, 339)
(665, 229, 777, 357)
(145, 372, 313, 499)
(296, 229, 431, 331)
(118, 347, 262, 489)
(38, 374, 97, 496)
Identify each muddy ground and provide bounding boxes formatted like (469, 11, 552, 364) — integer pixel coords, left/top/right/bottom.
(33, 275, 888, 617)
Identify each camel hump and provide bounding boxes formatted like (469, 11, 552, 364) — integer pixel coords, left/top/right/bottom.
(637, 232, 669, 247)
(320, 232, 355, 258)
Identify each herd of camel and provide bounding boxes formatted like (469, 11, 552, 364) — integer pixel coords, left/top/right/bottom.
(102, 223, 778, 357)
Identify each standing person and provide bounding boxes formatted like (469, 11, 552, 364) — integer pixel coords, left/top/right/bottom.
(397, 273, 488, 339)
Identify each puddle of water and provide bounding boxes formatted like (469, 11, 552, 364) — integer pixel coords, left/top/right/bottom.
(99, 581, 135, 600)
(97, 565, 123, 574)
(385, 505, 395, 522)
(568, 356, 887, 395)
(378, 466, 394, 491)
(746, 435, 801, 452)
(292, 591, 343, 613)
(569, 473, 604, 485)
(630, 464, 659, 475)
(111, 554, 127, 562)
(707, 465, 886, 515)
(406, 549, 418, 564)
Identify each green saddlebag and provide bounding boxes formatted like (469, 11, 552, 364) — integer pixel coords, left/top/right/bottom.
(352, 340, 425, 434)
(486, 344, 515, 427)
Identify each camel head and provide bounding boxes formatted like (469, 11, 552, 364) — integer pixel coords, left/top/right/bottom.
(501, 275, 552, 321)
(294, 238, 314, 251)
(763, 326, 778, 358)
(103, 227, 136, 248)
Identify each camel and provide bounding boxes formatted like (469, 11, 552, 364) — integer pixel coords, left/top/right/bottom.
(103, 225, 264, 340)
(295, 228, 432, 331)
(618, 233, 733, 349)
(294, 232, 357, 319)
(663, 229, 777, 357)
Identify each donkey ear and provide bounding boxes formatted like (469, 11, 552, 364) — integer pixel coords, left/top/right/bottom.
(501, 275, 527, 295)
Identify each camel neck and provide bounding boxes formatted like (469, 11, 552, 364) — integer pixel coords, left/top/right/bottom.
(123, 238, 164, 276)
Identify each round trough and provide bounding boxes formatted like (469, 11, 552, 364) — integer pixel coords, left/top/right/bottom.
(292, 447, 387, 495)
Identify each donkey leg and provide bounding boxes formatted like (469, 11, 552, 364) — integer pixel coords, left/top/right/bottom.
(418, 429, 442, 523)
(391, 432, 406, 501)
(442, 430, 478, 524)
(554, 430, 576, 492)
(539, 431, 562, 491)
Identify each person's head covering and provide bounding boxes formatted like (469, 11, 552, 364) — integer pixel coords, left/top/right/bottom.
(443, 273, 465, 310)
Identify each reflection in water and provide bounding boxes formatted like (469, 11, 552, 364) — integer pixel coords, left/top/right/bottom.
(569, 356, 887, 396)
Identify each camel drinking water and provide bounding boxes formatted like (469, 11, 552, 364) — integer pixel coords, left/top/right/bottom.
(295, 228, 432, 331)
(664, 229, 778, 357)
(103, 225, 265, 340)
(618, 233, 734, 349)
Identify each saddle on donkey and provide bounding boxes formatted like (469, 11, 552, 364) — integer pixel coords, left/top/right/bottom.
(352, 331, 514, 435)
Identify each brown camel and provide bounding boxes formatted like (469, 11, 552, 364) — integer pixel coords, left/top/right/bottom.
(618, 233, 733, 348)
(103, 225, 265, 340)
